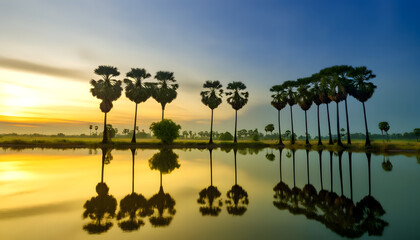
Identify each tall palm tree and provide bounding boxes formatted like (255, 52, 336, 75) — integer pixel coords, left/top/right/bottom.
(200, 80, 223, 144)
(296, 78, 313, 145)
(270, 85, 287, 145)
(321, 67, 346, 147)
(283, 80, 297, 144)
(348, 66, 377, 147)
(319, 74, 333, 145)
(311, 76, 323, 145)
(124, 68, 152, 143)
(90, 65, 123, 143)
(225, 81, 249, 143)
(151, 71, 178, 120)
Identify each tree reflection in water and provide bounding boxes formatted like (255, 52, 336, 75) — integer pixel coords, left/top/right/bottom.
(117, 149, 153, 232)
(226, 149, 249, 216)
(82, 148, 117, 234)
(148, 148, 179, 227)
(197, 148, 223, 216)
(273, 150, 388, 238)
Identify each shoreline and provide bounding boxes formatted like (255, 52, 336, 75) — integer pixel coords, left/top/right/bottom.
(0, 139, 419, 157)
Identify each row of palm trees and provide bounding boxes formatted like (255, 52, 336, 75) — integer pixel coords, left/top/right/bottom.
(90, 66, 178, 143)
(270, 65, 377, 147)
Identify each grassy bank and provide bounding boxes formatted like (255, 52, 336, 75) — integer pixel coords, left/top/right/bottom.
(0, 136, 419, 156)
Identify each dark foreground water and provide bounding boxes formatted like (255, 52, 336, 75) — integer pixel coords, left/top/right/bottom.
(0, 148, 419, 240)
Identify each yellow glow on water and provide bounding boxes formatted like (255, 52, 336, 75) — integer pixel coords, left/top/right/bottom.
(0, 161, 30, 181)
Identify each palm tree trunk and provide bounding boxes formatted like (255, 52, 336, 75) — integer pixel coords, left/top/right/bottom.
(292, 150, 296, 187)
(161, 105, 165, 120)
(102, 113, 108, 144)
(306, 150, 309, 184)
(279, 148, 283, 182)
(101, 149, 105, 183)
(381, 130, 384, 142)
(234, 149, 237, 185)
(338, 151, 343, 196)
(344, 98, 351, 144)
(367, 153, 371, 196)
(160, 171, 163, 188)
(131, 149, 135, 193)
(290, 105, 295, 144)
(319, 151, 323, 190)
(234, 110, 238, 143)
(131, 104, 138, 143)
(305, 110, 309, 145)
(326, 104, 333, 145)
(329, 151, 333, 191)
(336, 102, 343, 147)
(209, 149, 213, 186)
(209, 109, 214, 144)
(362, 102, 371, 146)
(278, 110, 283, 145)
(348, 152, 353, 201)
(317, 105, 322, 145)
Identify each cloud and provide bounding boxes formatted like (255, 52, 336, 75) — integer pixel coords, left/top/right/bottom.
(0, 56, 89, 81)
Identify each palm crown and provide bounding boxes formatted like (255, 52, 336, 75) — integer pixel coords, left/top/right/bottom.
(201, 80, 223, 110)
(152, 71, 179, 109)
(226, 81, 249, 110)
(90, 65, 123, 113)
(270, 85, 287, 111)
(348, 66, 377, 103)
(124, 68, 152, 104)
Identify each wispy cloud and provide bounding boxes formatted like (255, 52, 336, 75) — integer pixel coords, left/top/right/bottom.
(0, 56, 88, 81)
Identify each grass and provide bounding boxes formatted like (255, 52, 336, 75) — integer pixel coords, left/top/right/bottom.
(0, 136, 418, 156)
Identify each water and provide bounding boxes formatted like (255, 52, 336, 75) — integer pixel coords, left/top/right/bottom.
(0, 148, 419, 239)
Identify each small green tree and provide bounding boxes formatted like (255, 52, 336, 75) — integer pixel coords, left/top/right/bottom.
(150, 119, 181, 144)
(378, 122, 390, 142)
(219, 132, 234, 141)
(264, 124, 275, 136)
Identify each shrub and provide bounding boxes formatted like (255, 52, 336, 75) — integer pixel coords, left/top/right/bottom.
(252, 133, 260, 141)
(219, 132, 233, 141)
(150, 119, 181, 144)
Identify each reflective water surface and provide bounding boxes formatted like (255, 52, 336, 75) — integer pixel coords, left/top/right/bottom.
(0, 148, 419, 239)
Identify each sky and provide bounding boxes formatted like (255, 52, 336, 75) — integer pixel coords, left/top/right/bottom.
(0, 0, 419, 136)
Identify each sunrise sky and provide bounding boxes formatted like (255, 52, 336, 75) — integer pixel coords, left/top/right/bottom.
(0, 0, 419, 135)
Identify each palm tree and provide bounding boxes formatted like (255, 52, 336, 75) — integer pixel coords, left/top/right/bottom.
(90, 65, 123, 143)
(151, 71, 178, 120)
(270, 85, 287, 145)
(319, 74, 333, 144)
(89, 125, 93, 136)
(225, 81, 249, 143)
(200, 80, 223, 144)
(226, 149, 249, 215)
(124, 68, 152, 143)
(311, 75, 324, 145)
(321, 67, 346, 147)
(348, 66, 377, 147)
(95, 125, 99, 135)
(283, 80, 297, 144)
(296, 78, 313, 145)
(197, 149, 223, 216)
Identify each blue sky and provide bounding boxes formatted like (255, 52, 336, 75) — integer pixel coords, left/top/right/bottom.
(0, 0, 419, 135)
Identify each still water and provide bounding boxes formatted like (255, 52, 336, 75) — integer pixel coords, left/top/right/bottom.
(0, 148, 419, 240)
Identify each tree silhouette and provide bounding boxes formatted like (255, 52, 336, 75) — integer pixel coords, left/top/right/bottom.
(148, 148, 179, 227)
(117, 149, 153, 232)
(89, 125, 93, 136)
(82, 148, 117, 234)
(225, 82, 249, 143)
(95, 125, 99, 135)
(200, 80, 223, 144)
(319, 74, 334, 144)
(378, 122, 390, 142)
(414, 128, 420, 142)
(270, 85, 287, 145)
(197, 149, 223, 216)
(283, 80, 297, 144)
(321, 66, 347, 147)
(348, 66, 377, 147)
(124, 68, 152, 143)
(226, 149, 249, 215)
(381, 156, 393, 172)
(90, 65, 123, 143)
(151, 71, 178, 120)
(265, 124, 275, 135)
(296, 78, 313, 145)
(311, 75, 324, 145)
